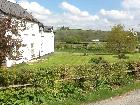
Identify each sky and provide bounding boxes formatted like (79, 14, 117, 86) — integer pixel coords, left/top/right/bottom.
(7, 0, 140, 31)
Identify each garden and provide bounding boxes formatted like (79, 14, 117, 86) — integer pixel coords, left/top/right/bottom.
(0, 52, 140, 105)
(0, 24, 140, 105)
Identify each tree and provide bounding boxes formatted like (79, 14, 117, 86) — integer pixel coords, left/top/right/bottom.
(0, 16, 26, 67)
(65, 35, 81, 44)
(105, 24, 138, 59)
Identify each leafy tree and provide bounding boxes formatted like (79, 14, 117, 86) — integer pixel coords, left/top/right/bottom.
(105, 24, 138, 59)
(65, 35, 81, 44)
(0, 16, 26, 67)
(60, 26, 69, 30)
(55, 29, 108, 42)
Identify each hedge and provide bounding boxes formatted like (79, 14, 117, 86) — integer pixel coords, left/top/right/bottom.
(0, 61, 139, 104)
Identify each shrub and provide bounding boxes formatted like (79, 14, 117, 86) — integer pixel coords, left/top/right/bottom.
(108, 62, 134, 86)
(65, 36, 81, 44)
(55, 43, 62, 49)
(89, 57, 107, 64)
(0, 61, 138, 104)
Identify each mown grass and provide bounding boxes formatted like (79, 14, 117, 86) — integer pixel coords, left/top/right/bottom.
(11, 52, 140, 70)
(47, 52, 140, 64)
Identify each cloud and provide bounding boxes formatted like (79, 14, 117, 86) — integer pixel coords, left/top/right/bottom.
(61, 1, 100, 22)
(60, 2, 100, 28)
(61, 2, 89, 17)
(18, 1, 100, 29)
(18, 0, 64, 27)
(59, 1, 140, 30)
(122, 0, 140, 9)
(61, 2, 99, 22)
(120, 0, 140, 30)
(14, 0, 140, 30)
(18, 0, 51, 15)
(18, 0, 51, 23)
(99, 9, 134, 21)
(122, 0, 140, 19)
(96, 0, 140, 30)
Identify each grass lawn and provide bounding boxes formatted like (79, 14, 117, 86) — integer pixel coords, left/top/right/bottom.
(40, 52, 140, 66)
(12, 52, 140, 69)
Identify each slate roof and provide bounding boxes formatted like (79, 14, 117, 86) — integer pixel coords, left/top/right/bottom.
(0, 0, 39, 23)
(44, 26, 53, 32)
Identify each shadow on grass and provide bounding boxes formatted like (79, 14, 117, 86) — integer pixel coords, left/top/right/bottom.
(95, 53, 114, 55)
(113, 55, 129, 59)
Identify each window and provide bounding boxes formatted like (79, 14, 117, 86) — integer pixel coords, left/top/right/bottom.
(31, 43, 35, 58)
(32, 34, 35, 36)
(31, 24, 34, 28)
(26, 26, 29, 30)
(22, 44, 27, 47)
(31, 43, 34, 48)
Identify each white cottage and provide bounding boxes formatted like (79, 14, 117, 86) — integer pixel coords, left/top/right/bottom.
(0, 0, 54, 67)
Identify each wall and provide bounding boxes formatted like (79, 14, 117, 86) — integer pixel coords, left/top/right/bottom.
(40, 31, 54, 56)
(6, 20, 54, 67)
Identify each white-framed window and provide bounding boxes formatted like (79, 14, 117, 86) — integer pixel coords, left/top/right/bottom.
(31, 43, 34, 48)
(31, 24, 34, 28)
(31, 43, 35, 58)
(32, 34, 35, 36)
(26, 26, 29, 30)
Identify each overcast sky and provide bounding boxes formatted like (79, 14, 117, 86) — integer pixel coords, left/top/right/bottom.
(7, 0, 140, 31)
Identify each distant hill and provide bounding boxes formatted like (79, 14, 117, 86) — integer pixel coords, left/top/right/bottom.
(55, 29, 110, 42)
(55, 29, 140, 42)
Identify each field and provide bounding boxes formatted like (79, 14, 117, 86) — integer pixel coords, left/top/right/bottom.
(14, 52, 140, 68)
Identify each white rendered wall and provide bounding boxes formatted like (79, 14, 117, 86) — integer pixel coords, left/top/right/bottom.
(40, 31, 54, 56)
(6, 20, 54, 67)
(6, 21, 41, 67)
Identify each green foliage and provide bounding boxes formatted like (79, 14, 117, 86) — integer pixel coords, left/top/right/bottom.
(55, 28, 140, 44)
(55, 29, 108, 42)
(0, 16, 26, 67)
(65, 35, 81, 44)
(89, 57, 107, 64)
(55, 42, 107, 54)
(106, 24, 138, 59)
(0, 87, 46, 105)
(0, 61, 139, 104)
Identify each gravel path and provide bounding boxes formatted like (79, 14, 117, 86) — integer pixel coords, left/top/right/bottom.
(86, 89, 140, 105)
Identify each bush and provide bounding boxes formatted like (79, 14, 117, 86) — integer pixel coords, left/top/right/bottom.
(65, 36, 81, 44)
(55, 43, 63, 49)
(0, 87, 46, 105)
(118, 53, 127, 59)
(0, 61, 138, 104)
(89, 57, 107, 64)
(0, 62, 136, 88)
(108, 62, 134, 86)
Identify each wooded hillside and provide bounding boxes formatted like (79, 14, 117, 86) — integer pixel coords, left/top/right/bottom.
(55, 29, 140, 42)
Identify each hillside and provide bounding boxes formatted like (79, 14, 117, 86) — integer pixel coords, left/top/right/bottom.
(55, 29, 110, 42)
(55, 29, 140, 42)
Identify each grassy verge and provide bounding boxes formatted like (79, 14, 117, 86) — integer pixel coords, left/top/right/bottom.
(49, 81, 140, 105)
(83, 81, 140, 104)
